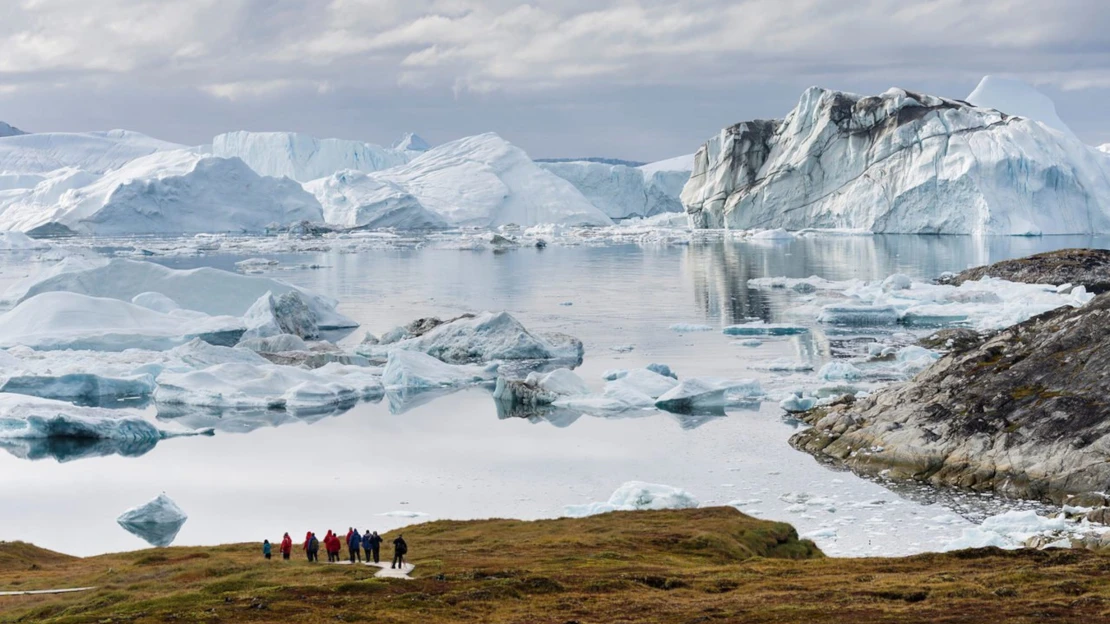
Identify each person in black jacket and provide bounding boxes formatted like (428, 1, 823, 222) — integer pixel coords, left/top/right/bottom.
(391, 534, 407, 569)
(367, 531, 383, 563)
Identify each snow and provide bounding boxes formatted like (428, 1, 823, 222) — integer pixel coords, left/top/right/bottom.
(360, 312, 582, 364)
(373, 134, 613, 228)
(654, 377, 762, 413)
(0, 149, 323, 234)
(0, 292, 245, 351)
(19, 259, 357, 329)
(683, 83, 1110, 235)
(564, 481, 699, 517)
(117, 493, 188, 548)
(154, 361, 382, 411)
(304, 170, 447, 229)
(539, 155, 689, 219)
(211, 131, 413, 182)
(966, 76, 1076, 139)
(0, 129, 182, 174)
(381, 350, 497, 390)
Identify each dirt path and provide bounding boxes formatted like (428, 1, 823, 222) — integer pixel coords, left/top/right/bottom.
(0, 587, 95, 597)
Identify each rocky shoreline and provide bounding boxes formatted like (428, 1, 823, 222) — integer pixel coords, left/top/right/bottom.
(791, 249, 1110, 506)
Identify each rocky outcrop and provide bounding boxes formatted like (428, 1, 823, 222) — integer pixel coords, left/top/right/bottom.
(681, 86, 1110, 234)
(938, 248, 1110, 294)
(791, 291, 1110, 503)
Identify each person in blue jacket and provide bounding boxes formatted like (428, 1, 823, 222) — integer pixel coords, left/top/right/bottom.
(367, 531, 383, 563)
(348, 528, 362, 563)
(262, 539, 272, 560)
(362, 530, 374, 563)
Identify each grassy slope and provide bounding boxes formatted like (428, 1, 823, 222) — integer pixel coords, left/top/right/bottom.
(1, 507, 1108, 623)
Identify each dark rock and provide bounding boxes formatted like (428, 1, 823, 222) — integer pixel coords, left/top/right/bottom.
(791, 290, 1110, 504)
(1085, 507, 1110, 525)
(937, 248, 1110, 294)
(918, 328, 986, 353)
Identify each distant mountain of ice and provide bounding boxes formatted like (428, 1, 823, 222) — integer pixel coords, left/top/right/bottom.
(0, 122, 26, 138)
(392, 133, 431, 152)
(682, 84, 1110, 235)
(539, 154, 693, 220)
(966, 75, 1076, 139)
(0, 150, 322, 234)
(212, 131, 417, 182)
(0, 129, 183, 174)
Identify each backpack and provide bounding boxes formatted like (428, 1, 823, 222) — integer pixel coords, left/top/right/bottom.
(398, 541, 408, 555)
(309, 536, 319, 551)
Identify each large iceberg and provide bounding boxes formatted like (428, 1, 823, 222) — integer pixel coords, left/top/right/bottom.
(304, 170, 447, 229)
(117, 493, 188, 547)
(0, 150, 323, 234)
(538, 154, 692, 220)
(0, 292, 245, 351)
(372, 133, 613, 227)
(0, 129, 182, 174)
(681, 83, 1110, 234)
(211, 131, 415, 182)
(966, 75, 1076, 139)
(19, 259, 357, 329)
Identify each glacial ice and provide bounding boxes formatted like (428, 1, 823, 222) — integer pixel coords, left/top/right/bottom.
(966, 75, 1076, 139)
(0, 231, 50, 250)
(19, 259, 357, 329)
(654, 377, 762, 414)
(817, 362, 863, 382)
(0, 292, 245, 351)
(538, 153, 690, 219)
(381, 350, 497, 390)
(117, 493, 188, 548)
(305, 170, 447, 229)
(780, 393, 818, 413)
(682, 83, 1110, 234)
(0, 394, 195, 447)
(241, 291, 319, 340)
(211, 131, 415, 182)
(942, 510, 1082, 551)
(722, 322, 808, 336)
(0, 150, 323, 234)
(563, 481, 700, 517)
(817, 305, 899, 326)
(0, 129, 182, 174)
(360, 312, 582, 364)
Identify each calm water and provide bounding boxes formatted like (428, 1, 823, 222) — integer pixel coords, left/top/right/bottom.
(0, 234, 1106, 557)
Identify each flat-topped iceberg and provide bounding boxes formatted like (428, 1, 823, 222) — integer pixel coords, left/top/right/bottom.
(117, 493, 188, 548)
(19, 259, 357, 329)
(682, 83, 1110, 235)
(212, 131, 414, 182)
(0, 292, 245, 351)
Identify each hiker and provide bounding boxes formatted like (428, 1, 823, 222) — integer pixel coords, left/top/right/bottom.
(328, 530, 342, 563)
(368, 531, 382, 564)
(362, 530, 375, 564)
(324, 530, 335, 562)
(280, 533, 293, 560)
(263, 539, 272, 560)
(308, 533, 320, 562)
(303, 532, 314, 561)
(392, 534, 407, 569)
(348, 528, 363, 563)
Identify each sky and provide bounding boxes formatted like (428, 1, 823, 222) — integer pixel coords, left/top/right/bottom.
(1, 0, 1109, 161)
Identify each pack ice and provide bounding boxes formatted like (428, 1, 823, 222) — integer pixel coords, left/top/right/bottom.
(538, 153, 692, 219)
(117, 493, 188, 547)
(0, 150, 323, 234)
(682, 80, 1110, 234)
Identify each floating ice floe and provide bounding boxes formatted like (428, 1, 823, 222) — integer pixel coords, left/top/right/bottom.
(551, 367, 679, 414)
(117, 493, 188, 548)
(563, 481, 700, 517)
(0, 292, 245, 351)
(18, 259, 357, 330)
(361, 312, 582, 364)
(381, 350, 497, 390)
(654, 377, 762, 414)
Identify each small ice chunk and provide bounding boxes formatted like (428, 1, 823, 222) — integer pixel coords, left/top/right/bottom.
(525, 368, 591, 396)
(117, 493, 188, 548)
(881, 274, 913, 291)
(654, 377, 762, 413)
(780, 393, 817, 413)
(733, 339, 763, 347)
(602, 369, 628, 381)
(669, 323, 713, 332)
(817, 361, 863, 382)
(563, 481, 699, 517)
(646, 363, 678, 379)
(609, 368, 679, 399)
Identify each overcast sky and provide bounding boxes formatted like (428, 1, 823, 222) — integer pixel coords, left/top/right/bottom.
(2, 0, 1109, 161)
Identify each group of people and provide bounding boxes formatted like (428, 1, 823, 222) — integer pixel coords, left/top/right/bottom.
(262, 529, 409, 569)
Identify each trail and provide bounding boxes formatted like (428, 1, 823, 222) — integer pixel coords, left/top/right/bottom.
(325, 560, 414, 579)
(0, 587, 95, 596)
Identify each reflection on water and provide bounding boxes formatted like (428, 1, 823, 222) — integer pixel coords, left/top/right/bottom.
(0, 436, 159, 463)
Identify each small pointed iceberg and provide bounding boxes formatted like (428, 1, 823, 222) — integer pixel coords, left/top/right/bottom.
(117, 493, 188, 547)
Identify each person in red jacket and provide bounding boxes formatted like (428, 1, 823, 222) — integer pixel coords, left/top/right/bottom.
(326, 530, 341, 563)
(280, 533, 293, 560)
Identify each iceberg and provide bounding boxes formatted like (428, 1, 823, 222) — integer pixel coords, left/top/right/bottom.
(564, 481, 699, 517)
(722, 322, 808, 336)
(154, 362, 382, 411)
(0, 292, 245, 351)
(381, 350, 497, 390)
(211, 131, 413, 182)
(372, 133, 613, 228)
(392, 133, 431, 152)
(654, 377, 762, 414)
(19, 259, 357, 329)
(241, 291, 319, 340)
(817, 304, 899, 326)
(966, 75, 1076, 139)
(304, 170, 448, 229)
(538, 153, 691, 220)
(360, 312, 582, 365)
(0, 373, 155, 406)
(0, 121, 25, 138)
(0, 129, 182, 174)
(0, 231, 50, 250)
(0, 394, 199, 448)
(817, 362, 863, 382)
(0, 149, 323, 234)
(117, 494, 188, 548)
(682, 83, 1110, 235)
